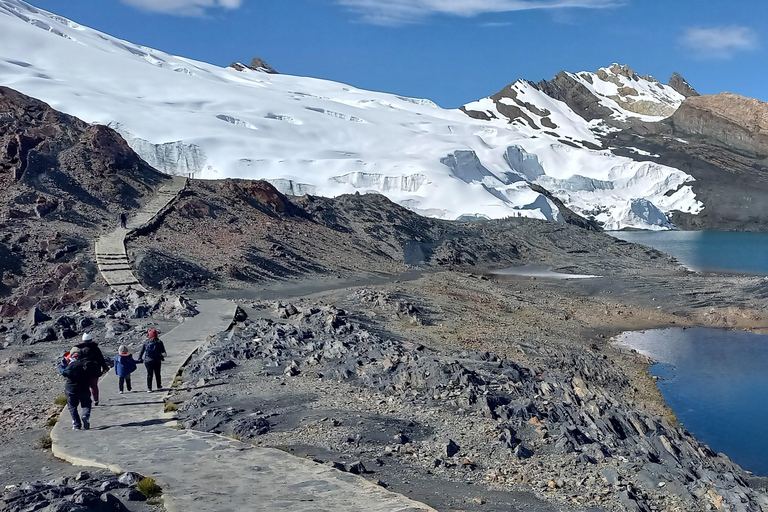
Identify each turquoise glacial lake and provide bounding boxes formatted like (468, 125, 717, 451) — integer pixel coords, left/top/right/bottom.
(610, 231, 768, 474)
(609, 230, 768, 275)
(616, 328, 768, 475)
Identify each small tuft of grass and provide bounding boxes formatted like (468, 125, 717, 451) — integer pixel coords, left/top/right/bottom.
(163, 401, 178, 413)
(172, 375, 183, 388)
(46, 416, 58, 427)
(136, 477, 162, 499)
(231, 434, 241, 441)
(39, 434, 52, 450)
(54, 395, 68, 406)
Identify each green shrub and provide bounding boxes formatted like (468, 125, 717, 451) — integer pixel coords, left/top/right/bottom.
(54, 396, 68, 406)
(46, 416, 58, 427)
(39, 434, 52, 449)
(136, 477, 162, 499)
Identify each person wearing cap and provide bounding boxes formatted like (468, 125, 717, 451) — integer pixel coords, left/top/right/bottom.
(59, 347, 95, 430)
(138, 329, 167, 392)
(76, 333, 111, 405)
(114, 345, 139, 393)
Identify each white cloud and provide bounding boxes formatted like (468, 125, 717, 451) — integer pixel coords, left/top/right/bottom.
(120, 0, 243, 16)
(680, 26, 759, 59)
(335, 0, 622, 26)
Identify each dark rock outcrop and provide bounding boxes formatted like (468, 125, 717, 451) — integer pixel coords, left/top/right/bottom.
(668, 72, 699, 98)
(229, 57, 278, 74)
(529, 184, 602, 232)
(537, 71, 615, 123)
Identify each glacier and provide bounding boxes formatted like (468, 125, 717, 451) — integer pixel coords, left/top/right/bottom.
(0, 0, 703, 229)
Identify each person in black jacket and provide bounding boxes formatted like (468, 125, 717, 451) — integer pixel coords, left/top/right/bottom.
(138, 329, 166, 392)
(59, 347, 96, 430)
(76, 333, 110, 405)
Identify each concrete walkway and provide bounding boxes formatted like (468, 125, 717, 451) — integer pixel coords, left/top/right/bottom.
(51, 301, 436, 511)
(94, 176, 187, 292)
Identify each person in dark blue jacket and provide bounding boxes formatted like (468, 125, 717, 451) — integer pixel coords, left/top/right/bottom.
(138, 329, 166, 392)
(114, 345, 138, 393)
(59, 346, 97, 430)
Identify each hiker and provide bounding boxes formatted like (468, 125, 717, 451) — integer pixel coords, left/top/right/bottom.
(119, 212, 127, 229)
(114, 345, 139, 393)
(76, 333, 111, 405)
(59, 347, 97, 430)
(138, 329, 166, 392)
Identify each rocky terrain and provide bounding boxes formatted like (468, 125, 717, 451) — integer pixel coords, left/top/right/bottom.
(1, 469, 158, 512)
(169, 271, 768, 512)
(670, 93, 768, 157)
(4, 83, 768, 512)
(0, 86, 170, 317)
(127, 177, 676, 294)
(607, 93, 768, 231)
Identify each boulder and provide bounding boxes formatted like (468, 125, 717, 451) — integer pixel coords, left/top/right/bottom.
(445, 439, 460, 458)
(26, 306, 51, 329)
(116, 472, 143, 487)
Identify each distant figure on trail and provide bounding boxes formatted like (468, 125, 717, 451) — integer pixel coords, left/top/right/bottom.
(114, 345, 139, 393)
(76, 333, 111, 405)
(59, 346, 98, 430)
(138, 329, 167, 392)
(119, 212, 127, 229)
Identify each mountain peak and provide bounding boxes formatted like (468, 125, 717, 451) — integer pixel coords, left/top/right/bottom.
(668, 72, 699, 98)
(229, 57, 278, 74)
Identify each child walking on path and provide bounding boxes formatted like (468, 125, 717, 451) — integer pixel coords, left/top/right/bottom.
(138, 329, 167, 392)
(114, 345, 138, 393)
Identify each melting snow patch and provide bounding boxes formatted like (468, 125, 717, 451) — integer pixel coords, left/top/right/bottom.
(489, 265, 601, 279)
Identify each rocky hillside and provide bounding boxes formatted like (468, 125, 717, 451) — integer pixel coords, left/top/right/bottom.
(671, 93, 768, 157)
(606, 93, 768, 231)
(127, 179, 679, 292)
(0, 86, 168, 316)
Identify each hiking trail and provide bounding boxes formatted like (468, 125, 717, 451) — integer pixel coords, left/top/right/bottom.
(94, 176, 187, 292)
(52, 177, 436, 512)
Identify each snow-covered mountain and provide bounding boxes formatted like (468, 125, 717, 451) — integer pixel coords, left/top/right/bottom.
(0, 0, 702, 229)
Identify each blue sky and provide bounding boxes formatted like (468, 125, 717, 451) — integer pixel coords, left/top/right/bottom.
(27, 0, 766, 108)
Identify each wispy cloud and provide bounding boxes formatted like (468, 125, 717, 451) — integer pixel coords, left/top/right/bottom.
(680, 26, 759, 59)
(335, 0, 624, 26)
(120, 0, 243, 16)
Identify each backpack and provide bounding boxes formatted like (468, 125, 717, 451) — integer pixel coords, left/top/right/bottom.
(83, 359, 103, 379)
(145, 340, 163, 360)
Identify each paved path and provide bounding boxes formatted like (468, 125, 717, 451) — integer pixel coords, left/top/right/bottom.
(94, 176, 187, 292)
(55, 175, 435, 511)
(51, 299, 435, 512)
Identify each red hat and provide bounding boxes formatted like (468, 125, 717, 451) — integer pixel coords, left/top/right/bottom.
(148, 329, 158, 338)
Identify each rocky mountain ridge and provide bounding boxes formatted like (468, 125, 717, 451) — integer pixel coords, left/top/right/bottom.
(464, 63, 692, 132)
